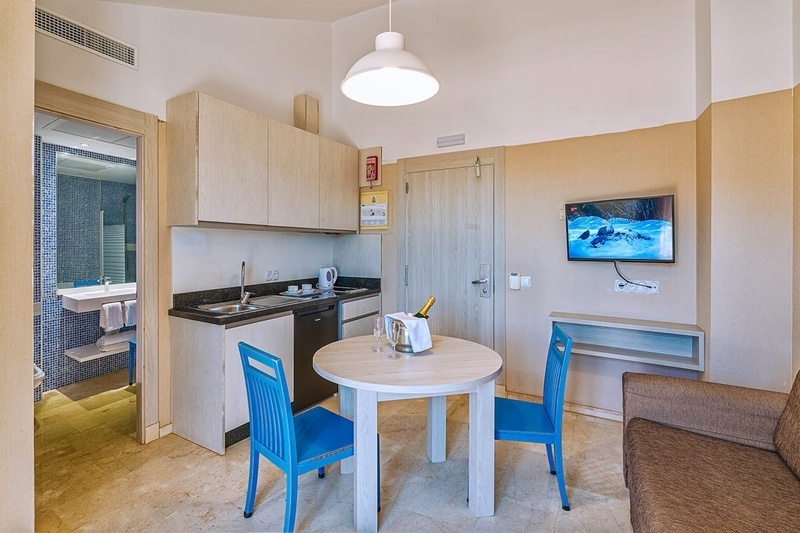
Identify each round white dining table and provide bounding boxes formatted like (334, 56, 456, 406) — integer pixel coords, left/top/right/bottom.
(314, 334, 503, 532)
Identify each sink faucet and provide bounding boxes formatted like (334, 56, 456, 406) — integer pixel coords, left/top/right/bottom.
(98, 275, 111, 291)
(240, 261, 253, 304)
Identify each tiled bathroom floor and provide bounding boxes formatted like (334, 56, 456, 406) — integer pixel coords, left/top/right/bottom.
(34, 373, 631, 532)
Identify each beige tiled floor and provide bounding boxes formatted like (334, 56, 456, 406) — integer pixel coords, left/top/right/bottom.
(34, 371, 631, 532)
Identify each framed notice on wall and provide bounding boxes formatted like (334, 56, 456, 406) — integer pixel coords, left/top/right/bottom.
(360, 190, 389, 230)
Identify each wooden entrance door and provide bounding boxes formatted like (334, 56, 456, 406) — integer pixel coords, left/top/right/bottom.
(404, 158, 495, 348)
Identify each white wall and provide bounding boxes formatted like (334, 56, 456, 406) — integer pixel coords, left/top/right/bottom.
(795, 0, 800, 85)
(36, 0, 335, 135)
(171, 228, 334, 293)
(710, 0, 794, 103)
(332, 0, 697, 162)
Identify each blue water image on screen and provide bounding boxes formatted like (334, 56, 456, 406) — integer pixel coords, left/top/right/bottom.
(566, 195, 674, 262)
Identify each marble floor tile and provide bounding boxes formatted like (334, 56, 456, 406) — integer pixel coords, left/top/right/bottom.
(35, 372, 631, 532)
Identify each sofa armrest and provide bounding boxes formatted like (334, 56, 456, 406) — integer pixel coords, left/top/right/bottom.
(622, 372, 788, 485)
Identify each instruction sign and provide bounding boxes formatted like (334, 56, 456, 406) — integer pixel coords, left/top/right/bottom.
(360, 190, 389, 230)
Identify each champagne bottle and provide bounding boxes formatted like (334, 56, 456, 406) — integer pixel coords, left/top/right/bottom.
(413, 296, 436, 319)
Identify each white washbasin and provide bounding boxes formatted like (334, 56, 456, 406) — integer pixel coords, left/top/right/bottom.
(59, 282, 137, 313)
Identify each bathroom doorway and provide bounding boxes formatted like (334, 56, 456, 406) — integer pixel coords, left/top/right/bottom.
(33, 111, 139, 433)
(34, 81, 164, 446)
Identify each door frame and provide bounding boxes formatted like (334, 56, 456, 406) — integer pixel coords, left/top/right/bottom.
(34, 81, 162, 443)
(396, 147, 506, 378)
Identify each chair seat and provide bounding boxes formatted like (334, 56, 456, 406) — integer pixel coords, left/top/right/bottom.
(495, 396, 556, 443)
(295, 406, 354, 471)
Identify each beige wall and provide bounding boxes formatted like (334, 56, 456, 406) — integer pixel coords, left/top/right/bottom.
(360, 164, 399, 315)
(504, 122, 698, 412)
(794, 84, 800, 379)
(696, 106, 712, 371)
(709, 90, 794, 391)
(0, 0, 35, 528)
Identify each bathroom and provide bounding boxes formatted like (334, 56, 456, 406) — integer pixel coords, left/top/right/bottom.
(33, 111, 139, 407)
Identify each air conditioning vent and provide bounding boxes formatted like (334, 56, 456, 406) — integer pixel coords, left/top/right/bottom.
(35, 7, 138, 69)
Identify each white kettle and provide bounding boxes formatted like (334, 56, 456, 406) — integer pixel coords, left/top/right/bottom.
(318, 267, 338, 289)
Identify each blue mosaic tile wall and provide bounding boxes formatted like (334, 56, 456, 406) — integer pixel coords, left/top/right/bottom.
(34, 136, 42, 402)
(36, 142, 137, 398)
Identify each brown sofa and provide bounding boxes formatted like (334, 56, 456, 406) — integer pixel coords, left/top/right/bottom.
(622, 371, 800, 532)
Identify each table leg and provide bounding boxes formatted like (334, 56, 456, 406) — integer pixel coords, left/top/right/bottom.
(338, 385, 355, 474)
(469, 380, 495, 517)
(354, 388, 378, 532)
(427, 395, 446, 463)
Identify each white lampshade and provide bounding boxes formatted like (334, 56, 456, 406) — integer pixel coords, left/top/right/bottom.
(341, 31, 439, 107)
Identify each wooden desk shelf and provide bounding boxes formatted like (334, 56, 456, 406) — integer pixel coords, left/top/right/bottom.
(548, 312, 705, 371)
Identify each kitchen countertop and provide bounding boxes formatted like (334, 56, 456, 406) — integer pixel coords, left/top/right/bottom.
(169, 277, 380, 326)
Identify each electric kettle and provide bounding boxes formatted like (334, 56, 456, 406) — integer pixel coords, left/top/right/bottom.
(318, 267, 338, 289)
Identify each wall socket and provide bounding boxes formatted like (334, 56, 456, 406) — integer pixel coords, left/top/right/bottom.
(265, 270, 279, 281)
(615, 279, 659, 294)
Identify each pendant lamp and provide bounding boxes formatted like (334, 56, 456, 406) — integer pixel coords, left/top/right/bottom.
(340, 0, 439, 106)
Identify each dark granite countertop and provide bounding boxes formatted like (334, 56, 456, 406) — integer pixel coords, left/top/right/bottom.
(168, 276, 380, 326)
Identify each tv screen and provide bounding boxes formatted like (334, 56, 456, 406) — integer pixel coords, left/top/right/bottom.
(565, 194, 674, 263)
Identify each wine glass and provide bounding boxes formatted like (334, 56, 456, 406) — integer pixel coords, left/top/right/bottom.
(372, 315, 383, 352)
(385, 318, 401, 360)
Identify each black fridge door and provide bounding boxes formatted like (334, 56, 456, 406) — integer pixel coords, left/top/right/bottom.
(293, 303, 339, 412)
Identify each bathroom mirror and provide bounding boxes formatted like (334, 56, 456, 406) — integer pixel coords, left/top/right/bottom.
(55, 152, 137, 289)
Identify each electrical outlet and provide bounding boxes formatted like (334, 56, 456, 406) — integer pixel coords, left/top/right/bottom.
(266, 270, 274, 281)
(272, 270, 279, 281)
(615, 279, 659, 294)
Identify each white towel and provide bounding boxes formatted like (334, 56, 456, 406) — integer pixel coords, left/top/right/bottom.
(96, 331, 136, 351)
(385, 312, 433, 353)
(100, 302, 124, 331)
(123, 300, 137, 327)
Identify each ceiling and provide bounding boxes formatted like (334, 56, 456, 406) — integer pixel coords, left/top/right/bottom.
(95, 0, 387, 22)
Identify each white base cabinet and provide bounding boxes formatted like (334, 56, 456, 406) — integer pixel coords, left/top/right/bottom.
(171, 313, 294, 454)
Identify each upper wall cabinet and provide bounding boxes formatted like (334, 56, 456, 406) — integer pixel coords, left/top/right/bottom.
(167, 92, 269, 226)
(268, 119, 320, 229)
(320, 137, 358, 232)
(166, 91, 359, 233)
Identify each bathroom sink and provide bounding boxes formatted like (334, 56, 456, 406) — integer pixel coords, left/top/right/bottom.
(201, 303, 263, 314)
(59, 282, 137, 313)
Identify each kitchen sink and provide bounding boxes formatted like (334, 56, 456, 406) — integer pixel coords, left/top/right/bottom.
(198, 303, 263, 314)
(249, 295, 306, 307)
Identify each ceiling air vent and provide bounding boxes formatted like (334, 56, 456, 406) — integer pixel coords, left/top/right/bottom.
(35, 7, 138, 69)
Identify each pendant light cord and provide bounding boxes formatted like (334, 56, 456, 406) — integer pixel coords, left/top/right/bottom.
(388, 0, 392, 32)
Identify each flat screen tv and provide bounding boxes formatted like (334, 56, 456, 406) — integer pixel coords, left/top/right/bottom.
(565, 194, 674, 263)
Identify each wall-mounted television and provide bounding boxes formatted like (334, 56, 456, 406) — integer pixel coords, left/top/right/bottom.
(565, 194, 674, 263)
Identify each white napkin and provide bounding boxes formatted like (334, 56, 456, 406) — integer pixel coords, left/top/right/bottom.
(100, 302, 124, 331)
(123, 300, 137, 326)
(385, 312, 433, 353)
(96, 331, 136, 351)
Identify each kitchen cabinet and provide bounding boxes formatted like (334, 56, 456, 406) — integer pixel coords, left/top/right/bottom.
(340, 294, 381, 339)
(268, 119, 320, 229)
(170, 312, 293, 454)
(167, 91, 269, 226)
(320, 137, 359, 232)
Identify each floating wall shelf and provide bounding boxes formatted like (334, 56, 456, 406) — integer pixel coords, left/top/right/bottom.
(548, 312, 705, 371)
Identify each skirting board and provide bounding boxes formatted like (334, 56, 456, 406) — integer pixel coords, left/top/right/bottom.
(497, 385, 622, 422)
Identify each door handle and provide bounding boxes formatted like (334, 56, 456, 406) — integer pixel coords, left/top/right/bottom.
(475, 264, 492, 298)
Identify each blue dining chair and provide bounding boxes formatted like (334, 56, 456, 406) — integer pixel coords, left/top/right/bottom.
(238, 342, 379, 530)
(495, 324, 574, 510)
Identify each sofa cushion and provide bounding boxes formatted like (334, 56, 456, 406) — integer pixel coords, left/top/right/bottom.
(775, 371, 800, 479)
(627, 417, 800, 532)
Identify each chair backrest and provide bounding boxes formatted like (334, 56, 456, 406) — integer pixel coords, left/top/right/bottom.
(542, 324, 574, 428)
(238, 342, 296, 469)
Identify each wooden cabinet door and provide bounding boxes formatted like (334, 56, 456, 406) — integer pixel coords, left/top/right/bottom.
(223, 314, 294, 432)
(267, 119, 320, 228)
(197, 93, 268, 225)
(319, 137, 358, 231)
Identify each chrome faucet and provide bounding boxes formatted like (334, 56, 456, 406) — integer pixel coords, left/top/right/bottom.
(98, 275, 112, 291)
(240, 261, 253, 304)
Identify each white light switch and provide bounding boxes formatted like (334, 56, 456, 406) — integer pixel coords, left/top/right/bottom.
(521, 276, 532, 287)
